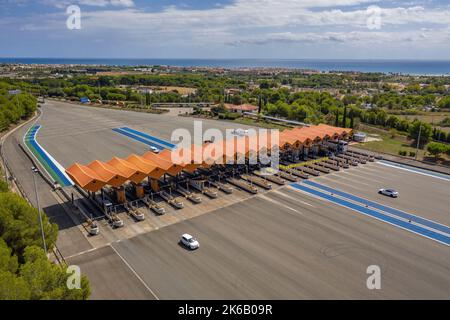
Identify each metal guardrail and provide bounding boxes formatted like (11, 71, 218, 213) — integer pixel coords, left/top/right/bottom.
(52, 246, 67, 266)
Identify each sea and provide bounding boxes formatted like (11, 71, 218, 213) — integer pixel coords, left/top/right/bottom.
(1, 58, 450, 75)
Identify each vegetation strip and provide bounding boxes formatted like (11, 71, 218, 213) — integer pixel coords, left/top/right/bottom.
(24, 125, 72, 187)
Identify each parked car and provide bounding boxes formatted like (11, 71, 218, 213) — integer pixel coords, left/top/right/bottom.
(150, 146, 160, 154)
(378, 188, 399, 198)
(180, 233, 199, 250)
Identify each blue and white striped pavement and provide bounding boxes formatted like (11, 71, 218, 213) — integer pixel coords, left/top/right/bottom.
(290, 181, 450, 246)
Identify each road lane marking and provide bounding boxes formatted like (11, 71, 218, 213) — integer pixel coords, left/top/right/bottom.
(119, 127, 176, 149)
(290, 183, 450, 246)
(317, 174, 372, 187)
(259, 194, 304, 216)
(303, 180, 450, 235)
(110, 244, 160, 300)
(112, 128, 168, 150)
(377, 160, 450, 182)
(271, 189, 315, 207)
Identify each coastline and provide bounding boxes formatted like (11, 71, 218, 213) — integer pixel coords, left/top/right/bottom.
(2, 58, 450, 75)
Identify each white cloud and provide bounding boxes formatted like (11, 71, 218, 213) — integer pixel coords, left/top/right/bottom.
(40, 0, 134, 8)
(3, 0, 450, 58)
(72, 1, 450, 42)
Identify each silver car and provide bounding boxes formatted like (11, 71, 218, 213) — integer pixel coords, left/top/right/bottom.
(150, 146, 160, 154)
(180, 234, 199, 250)
(378, 188, 399, 198)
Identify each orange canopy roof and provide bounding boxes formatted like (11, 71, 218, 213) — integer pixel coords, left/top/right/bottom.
(279, 124, 353, 147)
(162, 147, 203, 172)
(66, 163, 107, 193)
(142, 151, 183, 176)
(107, 157, 148, 184)
(66, 124, 352, 192)
(87, 160, 128, 188)
(126, 154, 165, 179)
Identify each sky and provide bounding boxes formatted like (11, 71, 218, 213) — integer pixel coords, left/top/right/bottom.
(1, 0, 450, 60)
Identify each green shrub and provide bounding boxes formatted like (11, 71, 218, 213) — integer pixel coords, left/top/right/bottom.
(427, 142, 447, 159)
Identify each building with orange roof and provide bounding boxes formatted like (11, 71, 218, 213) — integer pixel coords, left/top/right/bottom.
(65, 124, 353, 199)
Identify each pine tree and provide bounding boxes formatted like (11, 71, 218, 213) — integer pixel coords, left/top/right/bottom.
(258, 95, 262, 114)
(342, 106, 347, 128)
(350, 111, 354, 129)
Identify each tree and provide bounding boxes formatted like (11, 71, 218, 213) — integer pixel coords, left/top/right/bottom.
(0, 192, 58, 260)
(334, 109, 339, 127)
(408, 121, 432, 146)
(349, 112, 354, 129)
(19, 246, 91, 300)
(289, 105, 311, 122)
(342, 106, 347, 128)
(386, 115, 399, 129)
(0, 179, 9, 193)
(259, 81, 270, 90)
(0, 270, 31, 299)
(438, 96, 450, 109)
(258, 95, 262, 114)
(0, 244, 90, 300)
(0, 239, 18, 273)
(427, 142, 447, 160)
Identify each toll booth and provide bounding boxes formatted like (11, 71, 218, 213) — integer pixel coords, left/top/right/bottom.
(116, 186, 126, 204)
(135, 183, 144, 199)
(150, 179, 160, 192)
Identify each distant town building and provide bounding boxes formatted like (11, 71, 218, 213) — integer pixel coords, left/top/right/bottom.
(353, 132, 367, 142)
(225, 103, 258, 114)
(225, 89, 243, 96)
(361, 103, 375, 110)
(8, 89, 21, 95)
(136, 87, 154, 94)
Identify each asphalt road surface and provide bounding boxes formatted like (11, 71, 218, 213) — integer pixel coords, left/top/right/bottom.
(36, 100, 256, 167)
(4, 101, 449, 299)
(313, 161, 450, 226)
(70, 186, 450, 299)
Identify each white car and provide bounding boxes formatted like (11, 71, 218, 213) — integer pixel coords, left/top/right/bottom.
(180, 233, 199, 250)
(378, 188, 399, 198)
(150, 146, 160, 154)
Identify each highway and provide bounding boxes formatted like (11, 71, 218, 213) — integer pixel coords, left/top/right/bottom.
(3, 100, 449, 299)
(35, 100, 255, 167)
(70, 186, 450, 299)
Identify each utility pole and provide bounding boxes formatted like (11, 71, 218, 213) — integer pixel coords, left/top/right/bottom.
(415, 125, 422, 161)
(32, 167, 47, 254)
